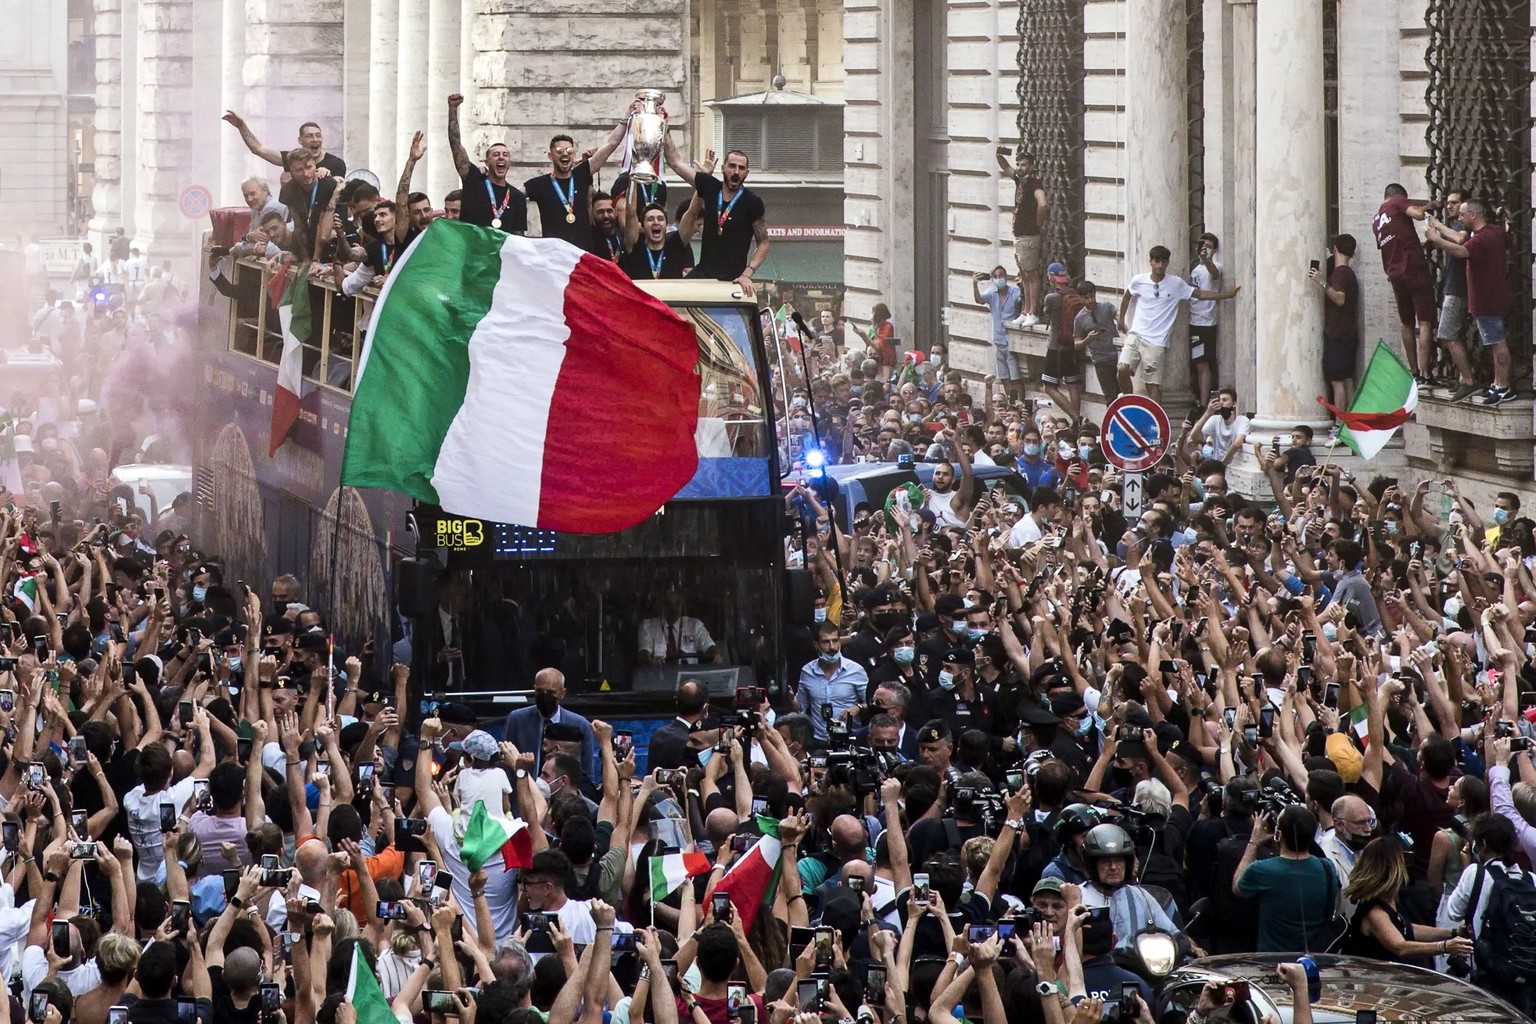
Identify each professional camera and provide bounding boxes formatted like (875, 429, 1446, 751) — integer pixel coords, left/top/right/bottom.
(952, 785, 1005, 830)
(1255, 776, 1301, 818)
(826, 747, 883, 797)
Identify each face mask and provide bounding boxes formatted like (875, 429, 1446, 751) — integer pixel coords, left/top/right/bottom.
(1023, 443, 1042, 457)
(228, 656, 242, 673)
(534, 690, 560, 717)
(937, 670, 956, 690)
(697, 748, 714, 767)
(1449, 511, 1463, 526)
(191, 585, 207, 603)
(1493, 508, 1510, 525)
(872, 611, 907, 632)
(967, 628, 989, 642)
(1181, 527, 1197, 544)
(818, 650, 841, 665)
(904, 413, 920, 423)
(1344, 828, 1373, 851)
(1321, 622, 1339, 642)
(814, 607, 828, 623)
(1219, 407, 1235, 420)
(1077, 715, 1094, 736)
(1384, 520, 1398, 535)
(1078, 445, 1094, 461)
(1201, 444, 1215, 460)
(893, 646, 916, 665)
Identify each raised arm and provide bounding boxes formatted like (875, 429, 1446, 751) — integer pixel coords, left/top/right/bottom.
(395, 131, 426, 244)
(588, 118, 629, 173)
(663, 132, 699, 186)
(222, 110, 283, 167)
(447, 94, 472, 180)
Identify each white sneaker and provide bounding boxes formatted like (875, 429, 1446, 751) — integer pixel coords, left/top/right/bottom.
(1019, 314, 1039, 327)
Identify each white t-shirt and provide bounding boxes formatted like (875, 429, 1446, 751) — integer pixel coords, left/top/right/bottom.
(1127, 273, 1195, 346)
(1007, 512, 1045, 548)
(427, 805, 518, 941)
(1200, 413, 1250, 459)
(1189, 261, 1222, 327)
(125, 776, 198, 882)
(455, 765, 514, 820)
(927, 489, 967, 530)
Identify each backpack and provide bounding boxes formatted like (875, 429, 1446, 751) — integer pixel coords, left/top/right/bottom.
(1468, 862, 1536, 985)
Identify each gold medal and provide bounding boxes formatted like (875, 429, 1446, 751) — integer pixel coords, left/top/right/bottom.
(565, 212, 576, 224)
(491, 218, 502, 230)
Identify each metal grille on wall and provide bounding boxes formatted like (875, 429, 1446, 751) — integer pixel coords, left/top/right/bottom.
(1424, 0, 1533, 379)
(1186, 0, 1204, 255)
(1016, 0, 1085, 274)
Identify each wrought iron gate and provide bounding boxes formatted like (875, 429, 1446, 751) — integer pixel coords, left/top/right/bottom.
(1016, 0, 1085, 274)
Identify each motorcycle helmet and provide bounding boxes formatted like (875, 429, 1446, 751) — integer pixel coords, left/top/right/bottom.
(1055, 803, 1104, 844)
(1082, 822, 1135, 883)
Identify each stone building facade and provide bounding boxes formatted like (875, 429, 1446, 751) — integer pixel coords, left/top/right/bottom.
(0, 1, 72, 238)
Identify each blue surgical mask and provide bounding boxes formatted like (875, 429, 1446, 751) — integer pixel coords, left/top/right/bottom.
(1201, 444, 1215, 461)
(1321, 622, 1338, 642)
(967, 628, 989, 642)
(1182, 527, 1197, 544)
(1384, 520, 1398, 535)
(937, 670, 956, 690)
(191, 585, 207, 603)
(1023, 443, 1042, 457)
(1493, 508, 1510, 526)
(228, 655, 242, 673)
(893, 646, 916, 665)
(1078, 445, 1094, 461)
(814, 607, 828, 623)
(1077, 715, 1094, 736)
(698, 747, 714, 767)
(818, 650, 841, 665)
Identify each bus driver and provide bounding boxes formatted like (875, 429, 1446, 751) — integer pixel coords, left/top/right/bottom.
(637, 592, 722, 665)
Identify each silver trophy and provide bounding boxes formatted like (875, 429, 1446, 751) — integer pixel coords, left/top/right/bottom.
(629, 90, 667, 184)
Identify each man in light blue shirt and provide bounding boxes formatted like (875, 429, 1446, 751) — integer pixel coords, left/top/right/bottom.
(974, 266, 1024, 401)
(797, 620, 869, 742)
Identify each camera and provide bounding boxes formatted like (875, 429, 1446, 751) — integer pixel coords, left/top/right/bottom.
(1255, 776, 1301, 818)
(1496, 720, 1517, 738)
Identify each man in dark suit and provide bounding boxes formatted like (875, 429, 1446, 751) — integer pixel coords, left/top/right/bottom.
(646, 679, 713, 772)
(501, 667, 595, 779)
(855, 681, 919, 760)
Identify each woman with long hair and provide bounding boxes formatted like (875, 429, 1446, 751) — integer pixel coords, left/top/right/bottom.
(1428, 775, 1488, 969)
(1341, 836, 1472, 965)
(867, 302, 897, 370)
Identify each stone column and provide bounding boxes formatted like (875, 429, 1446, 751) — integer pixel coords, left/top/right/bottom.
(366, 0, 398, 182)
(89, 0, 125, 245)
(1252, 0, 1326, 428)
(1124, 0, 1190, 404)
(425, 0, 462, 202)
(133, 0, 196, 270)
(219, 0, 247, 203)
(458, 0, 476, 168)
(395, 0, 430, 193)
(342, 0, 371, 177)
(242, 0, 345, 173)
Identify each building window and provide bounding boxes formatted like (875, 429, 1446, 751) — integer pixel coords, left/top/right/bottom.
(719, 109, 844, 174)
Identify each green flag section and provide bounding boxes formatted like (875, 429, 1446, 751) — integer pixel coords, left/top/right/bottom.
(346, 942, 396, 1024)
(459, 800, 533, 871)
(1321, 341, 1418, 461)
(711, 815, 784, 933)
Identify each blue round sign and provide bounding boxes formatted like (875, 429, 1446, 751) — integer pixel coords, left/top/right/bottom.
(1100, 395, 1171, 472)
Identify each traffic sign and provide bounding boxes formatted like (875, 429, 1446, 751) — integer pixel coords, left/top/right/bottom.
(1122, 470, 1144, 521)
(179, 185, 212, 219)
(1100, 395, 1171, 472)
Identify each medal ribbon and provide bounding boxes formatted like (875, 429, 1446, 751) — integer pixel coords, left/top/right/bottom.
(552, 174, 576, 219)
(381, 244, 395, 273)
(717, 187, 744, 231)
(484, 180, 512, 221)
(646, 245, 665, 279)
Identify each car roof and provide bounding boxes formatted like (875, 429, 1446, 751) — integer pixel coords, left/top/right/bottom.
(1164, 954, 1531, 1023)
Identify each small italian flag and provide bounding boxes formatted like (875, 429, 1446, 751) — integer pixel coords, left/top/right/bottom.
(268, 262, 311, 458)
(340, 220, 701, 533)
(1348, 704, 1371, 747)
(11, 576, 38, 614)
(711, 816, 784, 933)
(345, 942, 396, 1024)
(1318, 341, 1417, 461)
(649, 850, 712, 904)
(459, 801, 534, 872)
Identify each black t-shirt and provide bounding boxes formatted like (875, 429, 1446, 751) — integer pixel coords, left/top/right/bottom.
(692, 173, 765, 280)
(208, 966, 261, 1024)
(281, 149, 347, 179)
(1011, 173, 1044, 236)
(611, 172, 669, 211)
(619, 232, 693, 280)
(593, 231, 624, 263)
(277, 176, 338, 256)
(525, 159, 596, 252)
(460, 164, 528, 233)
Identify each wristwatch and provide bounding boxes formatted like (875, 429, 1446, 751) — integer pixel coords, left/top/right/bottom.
(515, 768, 528, 779)
(1004, 818, 1026, 831)
(1036, 981, 1056, 997)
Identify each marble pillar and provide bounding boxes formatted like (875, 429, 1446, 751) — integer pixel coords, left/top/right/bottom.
(426, 0, 462, 202)
(1252, 0, 1326, 430)
(1227, 0, 1257, 407)
(367, 0, 399, 185)
(395, 0, 430, 195)
(133, 0, 196, 267)
(342, 0, 372, 178)
(458, 0, 476, 167)
(1124, 0, 1190, 404)
(89, 0, 124, 244)
(219, 0, 247, 203)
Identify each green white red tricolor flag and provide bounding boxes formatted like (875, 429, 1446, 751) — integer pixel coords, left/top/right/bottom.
(268, 262, 311, 457)
(340, 220, 700, 533)
(459, 800, 534, 872)
(1317, 341, 1417, 461)
(345, 942, 395, 1024)
(710, 816, 784, 933)
(649, 850, 711, 904)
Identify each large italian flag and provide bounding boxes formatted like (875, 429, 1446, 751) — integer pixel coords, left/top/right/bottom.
(341, 220, 701, 533)
(649, 850, 711, 904)
(459, 800, 534, 872)
(345, 942, 396, 1024)
(1318, 341, 1417, 461)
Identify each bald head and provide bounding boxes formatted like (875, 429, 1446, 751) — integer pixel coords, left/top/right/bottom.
(295, 837, 331, 885)
(839, 859, 874, 887)
(830, 814, 866, 859)
(224, 947, 262, 993)
(706, 807, 739, 846)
